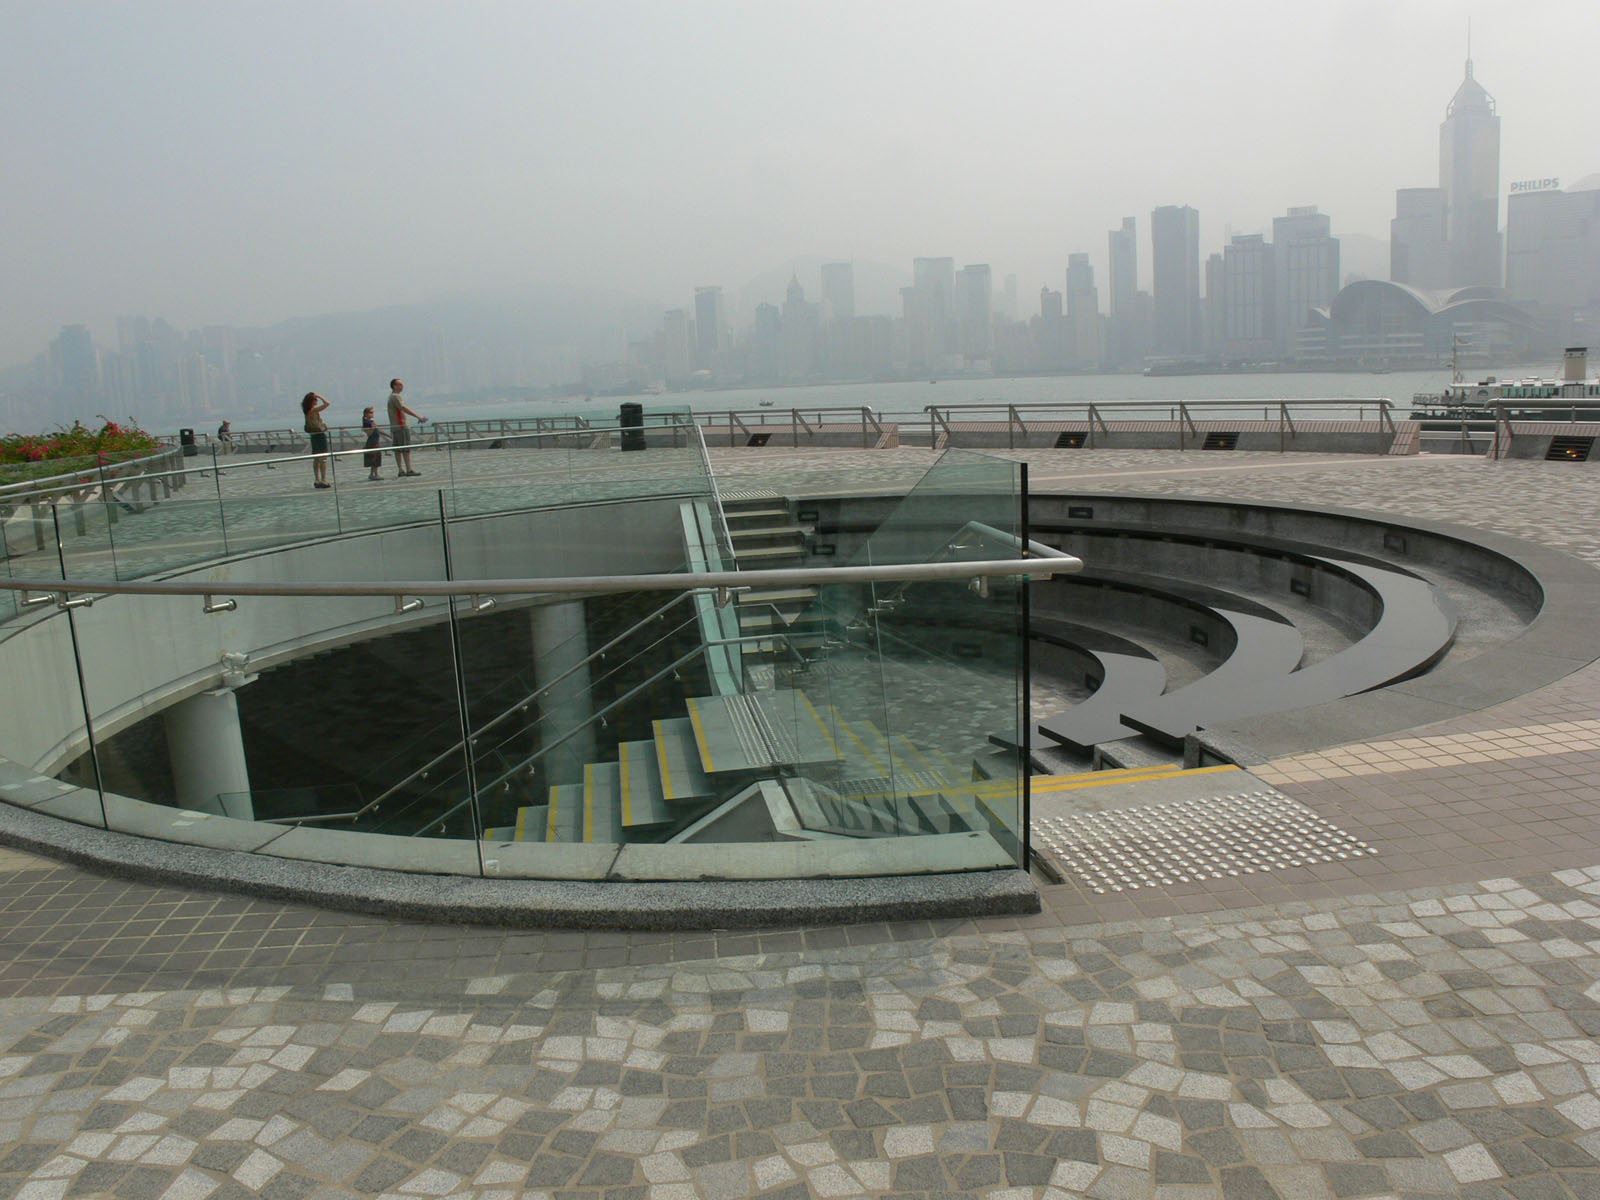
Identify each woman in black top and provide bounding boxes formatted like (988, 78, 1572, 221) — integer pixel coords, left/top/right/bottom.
(302, 392, 331, 489)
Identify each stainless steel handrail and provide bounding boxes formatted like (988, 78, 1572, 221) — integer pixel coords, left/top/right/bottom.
(691, 425, 739, 567)
(362, 591, 709, 815)
(921, 397, 1396, 418)
(0, 446, 186, 500)
(471, 630, 806, 802)
(0, 556, 1083, 605)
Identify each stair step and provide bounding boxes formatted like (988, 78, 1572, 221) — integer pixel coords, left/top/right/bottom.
(729, 524, 807, 540)
(545, 783, 586, 842)
(738, 587, 818, 605)
(653, 717, 713, 801)
(484, 803, 549, 843)
(739, 633, 826, 658)
(583, 761, 621, 842)
(618, 739, 673, 826)
(725, 504, 791, 520)
(732, 545, 807, 562)
(685, 691, 840, 772)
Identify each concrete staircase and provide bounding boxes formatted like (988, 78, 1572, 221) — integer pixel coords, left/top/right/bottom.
(480, 686, 1022, 846)
(722, 494, 827, 662)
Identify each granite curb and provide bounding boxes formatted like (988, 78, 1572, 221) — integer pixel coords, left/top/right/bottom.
(0, 800, 1040, 930)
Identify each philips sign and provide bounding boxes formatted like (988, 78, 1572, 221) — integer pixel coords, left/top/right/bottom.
(1510, 178, 1560, 194)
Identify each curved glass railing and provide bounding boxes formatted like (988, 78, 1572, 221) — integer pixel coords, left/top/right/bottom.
(0, 418, 714, 595)
(0, 432, 1078, 881)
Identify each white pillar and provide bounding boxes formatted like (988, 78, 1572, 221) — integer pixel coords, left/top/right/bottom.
(531, 601, 594, 784)
(164, 688, 253, 818)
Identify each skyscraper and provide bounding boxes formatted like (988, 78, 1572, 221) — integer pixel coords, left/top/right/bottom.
(1439, 58, 1501, 286)
(1065, 254, 1096, 321)
(1108, 218, 1139, 366)
(1273, 207, 1340, 357)
(819, 263, 855, 322)
(1107, 218, 1137, 319)
(693, 287, 724, 370)
(51, 325, 100, 398)
(1151, 206, 1201, 357)
(780, 277, 816, 379)
(956, 264, 992, 359)
(913, 258, 955, 319)
(1222, 235, 1276, 360)
(1391, 188, 1449, 288)
(1204, 254, 1225, 358)
(910, 257, 956, 367)
(1505, 178, 1600, 346)
(1038, 288, 1065, 366)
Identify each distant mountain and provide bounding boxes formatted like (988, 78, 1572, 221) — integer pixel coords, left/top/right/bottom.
(729, 256, 909, 327)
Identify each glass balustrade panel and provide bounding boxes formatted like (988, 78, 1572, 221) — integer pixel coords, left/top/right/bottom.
(0, 592, 109, 828)
(775, 448, 1027, 869)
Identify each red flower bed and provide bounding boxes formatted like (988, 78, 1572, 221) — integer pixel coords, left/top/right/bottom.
(0, 420, 160, 467)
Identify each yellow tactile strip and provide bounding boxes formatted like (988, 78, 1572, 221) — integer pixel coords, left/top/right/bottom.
(1256, 719, 1600, 784)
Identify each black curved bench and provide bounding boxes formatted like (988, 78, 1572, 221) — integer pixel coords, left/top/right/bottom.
(1024, 618, 1167, 760)
(1031, 573, 1301, 752)
(1119, 556, 1456, 747)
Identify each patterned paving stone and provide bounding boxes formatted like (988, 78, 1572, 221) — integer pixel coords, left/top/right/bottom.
(10, 447, 1600, 1196)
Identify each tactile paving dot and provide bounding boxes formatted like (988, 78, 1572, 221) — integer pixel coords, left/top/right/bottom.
(1032, 788, 1375, 893)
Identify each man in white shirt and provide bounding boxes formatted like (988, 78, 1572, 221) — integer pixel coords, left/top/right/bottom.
(386, 378, 427, 477)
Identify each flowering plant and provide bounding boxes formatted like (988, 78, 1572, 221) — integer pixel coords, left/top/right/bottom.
(0, 419, 160, 467)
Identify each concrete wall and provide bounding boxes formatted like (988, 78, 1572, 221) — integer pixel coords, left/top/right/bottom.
(0, 497, 688, 774)
(1024, 495, 1543, 620)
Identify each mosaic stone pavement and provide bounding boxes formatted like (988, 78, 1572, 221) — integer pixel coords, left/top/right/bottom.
(5, 856, 1600, 1199)
(6, 446, 1600, 1196)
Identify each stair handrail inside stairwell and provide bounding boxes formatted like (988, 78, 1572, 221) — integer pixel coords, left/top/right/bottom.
(691, 424, 739, 569)
(1, 557, 1079, 606)
(353, 589, 714, 820)
(467, 632, 807, 806)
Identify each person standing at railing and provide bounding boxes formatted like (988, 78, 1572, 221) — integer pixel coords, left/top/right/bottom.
(361, 406, 387, 480)
(301, 392, 331, 489)
(386, 378, 427, 478)
(216, 419, 233, 454)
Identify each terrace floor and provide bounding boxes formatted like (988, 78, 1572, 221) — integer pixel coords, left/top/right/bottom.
(4, 445, 1600, 1199)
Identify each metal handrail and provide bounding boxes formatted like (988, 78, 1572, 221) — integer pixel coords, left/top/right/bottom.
(473, 630, 803, 800)
(361, 591, 709, 815)
(691, 425, 739, 567)
(0, 556, 1082, 607)
(0, 446, 185, 501)
(922, 397, 1396, 418)
(2, 421, 708, 511)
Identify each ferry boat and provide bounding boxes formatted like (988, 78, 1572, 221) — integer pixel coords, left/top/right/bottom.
(1411, 347, 1600, 420)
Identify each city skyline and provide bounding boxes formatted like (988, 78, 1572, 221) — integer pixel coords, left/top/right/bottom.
(2, 0, 1596, 371)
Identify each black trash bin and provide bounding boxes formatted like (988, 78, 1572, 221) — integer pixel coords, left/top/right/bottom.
(179, 428, 197, 457)
(619, 402, 646, 452)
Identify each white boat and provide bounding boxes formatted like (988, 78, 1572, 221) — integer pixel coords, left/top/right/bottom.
(1411, 347, 1600, 419)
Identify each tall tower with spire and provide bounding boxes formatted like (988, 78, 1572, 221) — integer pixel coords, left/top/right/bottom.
(1439, 55, 1502, 286)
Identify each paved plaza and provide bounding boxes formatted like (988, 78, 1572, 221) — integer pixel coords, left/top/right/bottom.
(6, 446, 1600, 1198)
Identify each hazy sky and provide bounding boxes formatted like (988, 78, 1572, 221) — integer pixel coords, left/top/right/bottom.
(3, 0, 1596, 366)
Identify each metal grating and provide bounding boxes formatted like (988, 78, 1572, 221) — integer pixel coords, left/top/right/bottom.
(1546, 436, 1594, 462)
(1032, 788, 1375, 893)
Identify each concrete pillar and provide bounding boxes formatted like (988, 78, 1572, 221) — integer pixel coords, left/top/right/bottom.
(164, 688, 253, 818)
(531, 601, 594, 785)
